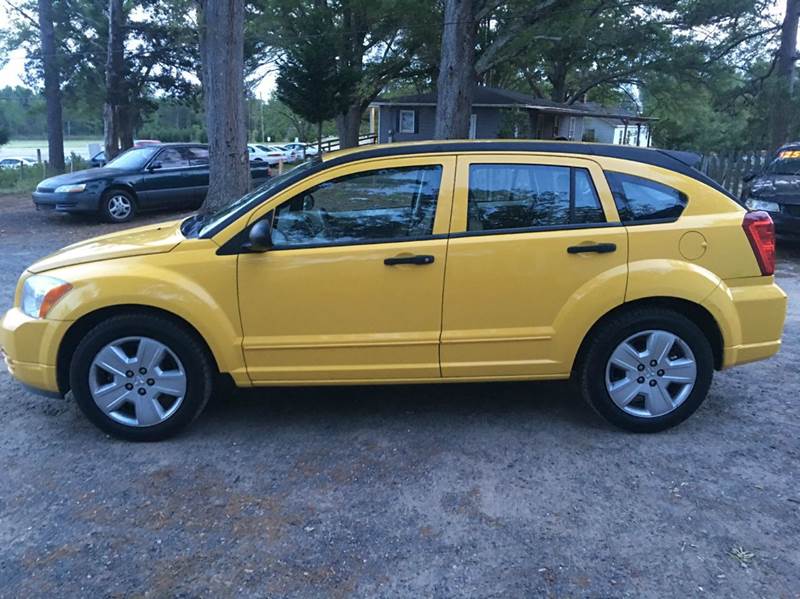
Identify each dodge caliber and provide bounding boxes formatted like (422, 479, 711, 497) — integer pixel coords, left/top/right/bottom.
(1, 141, 787, 440)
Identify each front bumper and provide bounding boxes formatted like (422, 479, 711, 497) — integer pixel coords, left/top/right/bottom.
(746, 198, 800, 239)
(770, 210, 800, 240)
(1, 308, 69, 396)
(32, 189, 101, 213)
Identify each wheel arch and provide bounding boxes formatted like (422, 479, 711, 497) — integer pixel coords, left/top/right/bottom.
(102, 184, 139, 204)
(56, 304, 220, 395)
(571, 297, 724, 377)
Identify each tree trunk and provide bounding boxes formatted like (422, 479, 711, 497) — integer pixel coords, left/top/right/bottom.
(104, 0, 125, 160)
(198, 0, 249, 214)
(317, 121, 323, 154)
(119, 106, 134, 150)
(770, 0, 800, 151)
(335, 105, 361, 149)
(37, 0, 64, 173)
(434, 0, 476, 139)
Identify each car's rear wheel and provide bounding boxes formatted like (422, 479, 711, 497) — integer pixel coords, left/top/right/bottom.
(577, 307, 714, 432)
(101, 190, 136, 223)
(69, 314, 213, 441)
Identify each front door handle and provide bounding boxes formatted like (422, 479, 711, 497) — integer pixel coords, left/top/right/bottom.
(567, 243, 617, 254)
(384, 254, 435, 266)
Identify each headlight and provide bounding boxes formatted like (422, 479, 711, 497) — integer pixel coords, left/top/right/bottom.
(745, 199, 780, 212)
(21, 275, 73, 319)
(54, 183, 86, 193)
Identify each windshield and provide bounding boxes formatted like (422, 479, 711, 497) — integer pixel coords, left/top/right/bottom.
(183, 158, 321, 238)
(105, 146, 160, 170)
(766, 149, 800, 176)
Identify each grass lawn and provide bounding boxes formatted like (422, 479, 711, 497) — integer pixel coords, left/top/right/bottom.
(0, 138, 102, 161)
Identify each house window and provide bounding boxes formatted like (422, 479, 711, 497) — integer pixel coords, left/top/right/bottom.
(398, 110, 416, 133)
(583, 128, 596, 142)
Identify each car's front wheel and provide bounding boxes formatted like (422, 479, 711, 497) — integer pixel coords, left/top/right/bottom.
(69, 314, 213, 441)
(577, 307, 714, 432)
(100, 190, 136, 223)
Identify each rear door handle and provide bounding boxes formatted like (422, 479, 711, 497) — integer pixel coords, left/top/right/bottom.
(567, 243, 617, 254)
(384, 254, 435, 266)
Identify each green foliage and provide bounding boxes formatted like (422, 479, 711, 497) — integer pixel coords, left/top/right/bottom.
(275, 10, 357, 132)
(0, 0, 792, 155)
(0, 163, 45, 193)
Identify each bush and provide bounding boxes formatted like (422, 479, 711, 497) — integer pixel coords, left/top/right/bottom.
(0, 163, 46, 194)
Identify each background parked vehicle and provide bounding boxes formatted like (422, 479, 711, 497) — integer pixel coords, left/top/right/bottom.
(32, 143, 270, 223)
(0, 157, 38, 169)
(742, 142, 800, 240)
(249, 144, 285, 165)
(271, 144, 299, 162)
(89, 151, 106, 168)
(283, 142, 319, 158)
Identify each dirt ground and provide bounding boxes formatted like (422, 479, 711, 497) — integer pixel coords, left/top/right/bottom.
(1, 192, 798, 598)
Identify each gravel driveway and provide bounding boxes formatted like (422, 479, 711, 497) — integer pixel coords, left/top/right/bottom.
(1, 192, 798, 597)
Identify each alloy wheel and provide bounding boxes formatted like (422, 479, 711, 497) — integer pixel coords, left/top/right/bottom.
(88, 336, 187, 427)
(107, 195, 132, 220)
(604, 329, 697, 418)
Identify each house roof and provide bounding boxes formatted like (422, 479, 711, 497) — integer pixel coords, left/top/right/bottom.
(370, 86, 655, 122)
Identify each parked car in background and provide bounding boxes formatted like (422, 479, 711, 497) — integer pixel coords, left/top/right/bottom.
(89, 151, 106, 168)
(271, 145, 299, 163)
(283, 142, 319, 158)
(248, 144, 285, 166)
(3, 141, 786, 441)
(742, 142, 800, 240)
(32, 143, 270, 223)
(0, 157, 38, 169)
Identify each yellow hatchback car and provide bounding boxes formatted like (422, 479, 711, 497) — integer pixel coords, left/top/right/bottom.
(1, 141, 787, 440)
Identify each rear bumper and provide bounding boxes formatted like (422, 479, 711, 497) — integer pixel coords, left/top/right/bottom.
(705, 278, 788, 369)
(1, 308, 68, 396)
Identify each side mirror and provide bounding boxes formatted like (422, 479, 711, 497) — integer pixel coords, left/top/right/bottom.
(149, 161, 163, 171)
(245, 219, 272, 252)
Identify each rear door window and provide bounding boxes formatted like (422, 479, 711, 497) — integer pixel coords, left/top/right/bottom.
(605, 172, 687, 223)
(467, 164, 606, 231)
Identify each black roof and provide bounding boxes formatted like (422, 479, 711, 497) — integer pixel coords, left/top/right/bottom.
(325, 140, 722, 194)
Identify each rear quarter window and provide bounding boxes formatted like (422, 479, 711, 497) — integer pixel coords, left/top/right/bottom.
(605, 171, 687, 223)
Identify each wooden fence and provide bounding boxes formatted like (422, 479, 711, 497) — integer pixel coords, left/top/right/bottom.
(317, 133, 377, 153)
(698, 150, 770, 198)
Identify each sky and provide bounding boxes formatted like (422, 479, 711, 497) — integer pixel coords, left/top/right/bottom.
(0, 0, 792, 99)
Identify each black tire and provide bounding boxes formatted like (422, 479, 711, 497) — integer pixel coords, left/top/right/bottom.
(100, 189, 136, 223)
(69, 314, 214, 441)
(576, 307, 714, 433)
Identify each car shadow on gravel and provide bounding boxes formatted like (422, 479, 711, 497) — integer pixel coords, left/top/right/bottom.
(190, 380, 610, 438)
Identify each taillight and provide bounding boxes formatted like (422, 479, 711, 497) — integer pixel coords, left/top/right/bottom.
(742, 211, 775, 276)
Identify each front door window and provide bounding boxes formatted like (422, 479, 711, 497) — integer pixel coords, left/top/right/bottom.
(271, 165, 443, 247)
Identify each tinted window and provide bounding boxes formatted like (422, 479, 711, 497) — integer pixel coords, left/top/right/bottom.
(271, 165, 442, 247)
(184, 147, 209, 165)
(156, 148, 189, 168)
(766, 149, 800, 175)
(606, 172, 687, 222)
(467, 164, 605, 231)
(105, 146, 159, 170)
